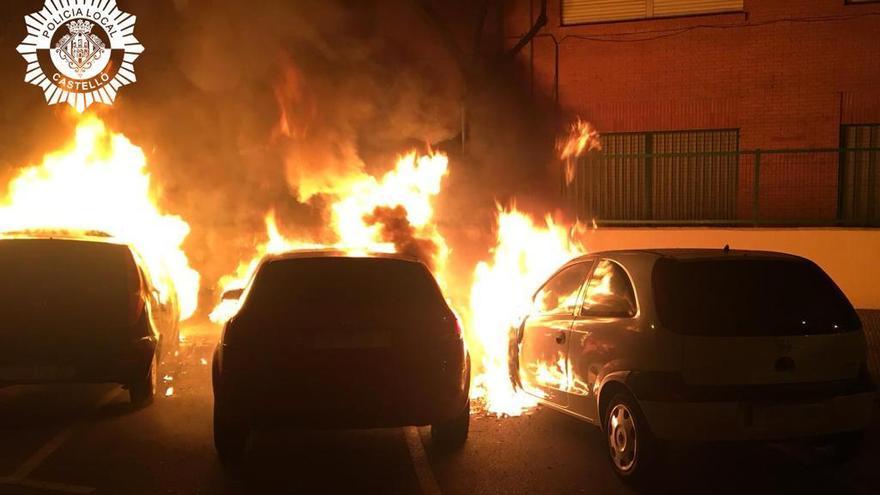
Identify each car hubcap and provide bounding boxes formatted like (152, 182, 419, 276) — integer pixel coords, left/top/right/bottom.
(608, 404, 637, 472)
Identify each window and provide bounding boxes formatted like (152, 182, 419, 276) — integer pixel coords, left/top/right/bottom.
(652, 258, 860, 336)
(839, 124, 880, 225)
(534, 263, 591, 315)
(562, 0, 743, 25)
(247, 258, 447, 318)
(564, 129, 739, 222)
(581, 260, 637, 317)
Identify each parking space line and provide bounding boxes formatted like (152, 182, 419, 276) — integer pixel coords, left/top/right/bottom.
(14, 478, 96, 494)
(404, 427, 442, 495)
(11, 424, 77, 480)
(0, 387, 121, 493)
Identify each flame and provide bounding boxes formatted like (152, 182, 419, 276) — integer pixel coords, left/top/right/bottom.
(213, 107, 596, 418)
(0, 116, 200, 320)
(211, 149, 590, 418)
(583, 260, 615, 307)
(465, 207, 586, 416)
(210, 151, 449, 322)
(557, 118, 601, 185)
(530, 355, 569, 396)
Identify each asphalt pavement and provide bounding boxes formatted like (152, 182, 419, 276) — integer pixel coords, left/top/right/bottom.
(0, 330, 878, 495)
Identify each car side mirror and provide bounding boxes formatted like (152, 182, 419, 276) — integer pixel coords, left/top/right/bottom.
(221, 288, 244, 301)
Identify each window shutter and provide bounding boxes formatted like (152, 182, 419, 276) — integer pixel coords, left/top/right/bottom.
(562, 0, 742, 25)
(652, 0, 743, 17)
(562, 0, 648, 24)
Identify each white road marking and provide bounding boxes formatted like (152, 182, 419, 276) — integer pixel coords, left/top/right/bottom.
(0, 387, 121, 493)
(404, 427, 442, 495)
(11, 423, 77, 480)
(14, 478, 96, 494)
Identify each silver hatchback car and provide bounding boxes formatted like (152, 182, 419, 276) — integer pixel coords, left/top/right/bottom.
(509, 249, 874, 482)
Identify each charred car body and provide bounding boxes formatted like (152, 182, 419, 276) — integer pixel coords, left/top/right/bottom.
(0, 231, 179, 406)
(510, 249, 874, 481)
(212, 250, 470, 463)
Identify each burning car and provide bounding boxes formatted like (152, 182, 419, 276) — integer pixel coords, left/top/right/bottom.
(509, 249, 874, 482)
(211, 250, 470, 464)
(0, 230, 180, 406)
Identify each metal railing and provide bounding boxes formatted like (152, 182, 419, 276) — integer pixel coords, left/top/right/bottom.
(562, 147, 880, 227)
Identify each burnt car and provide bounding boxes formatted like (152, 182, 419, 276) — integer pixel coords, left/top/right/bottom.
(212, 250, 470, 463)
(0, 231, 179, 406)
(510, 249, 874, 482)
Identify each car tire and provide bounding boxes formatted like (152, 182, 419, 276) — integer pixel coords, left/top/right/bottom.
(431, 400, 470, 451)
(603, 392, 659, 484)
(214, 400, 249, 466)
(508, 325, 522, 390)
(129, 354, 157, 407)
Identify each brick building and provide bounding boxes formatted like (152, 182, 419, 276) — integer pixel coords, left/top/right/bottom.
(504, 0, 880, 225)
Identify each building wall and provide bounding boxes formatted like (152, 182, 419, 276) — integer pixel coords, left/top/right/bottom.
(505, 0, 880, 220)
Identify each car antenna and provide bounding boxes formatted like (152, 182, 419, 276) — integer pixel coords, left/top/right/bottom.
(723, 244, 730, 254)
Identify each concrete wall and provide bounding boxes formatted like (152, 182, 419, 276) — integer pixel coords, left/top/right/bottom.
(579, 228, 880, 308)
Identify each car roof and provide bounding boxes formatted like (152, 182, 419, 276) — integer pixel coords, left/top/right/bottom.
(263, 249, 423, 264)
(0, 229, 127, 246)
(569, 248, 805, 264)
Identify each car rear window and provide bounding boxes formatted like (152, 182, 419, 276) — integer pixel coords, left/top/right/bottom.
(244, 257, 449, 318)
(0, 238, 133, 327)
(652, 257, 860, 336)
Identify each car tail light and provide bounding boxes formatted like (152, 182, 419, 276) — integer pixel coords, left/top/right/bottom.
(857, 361, 874, 390)
(446, 314, 462, 339)
(221, 318, 239, 346)
(125, 256, 145, 325)
(222, 312, 255, 348)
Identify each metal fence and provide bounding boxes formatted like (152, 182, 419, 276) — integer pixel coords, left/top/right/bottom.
(562, 147, 880, 227)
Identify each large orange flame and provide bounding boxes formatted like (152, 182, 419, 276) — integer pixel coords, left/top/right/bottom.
(210, 151, 450, 322)
(0, 116, 200, 320)
(465, 207, 586, 415)
(212, 113, 595, 418)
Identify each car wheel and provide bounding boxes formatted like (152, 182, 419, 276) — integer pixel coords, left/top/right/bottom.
(214, 399, 249, 466)
(431, 400, 470, 451)
(604, 392, 658, 483)
(129, 354, 157, 407)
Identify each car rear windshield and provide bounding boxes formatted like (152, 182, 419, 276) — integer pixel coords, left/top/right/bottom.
(0, 238, 133, 327)
(652, 257, 860, 336)
(244, 257, 449, 318)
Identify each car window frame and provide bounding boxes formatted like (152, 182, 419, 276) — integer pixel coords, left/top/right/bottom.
(531, 259, 594, 317)
(579, 258, 639, 319)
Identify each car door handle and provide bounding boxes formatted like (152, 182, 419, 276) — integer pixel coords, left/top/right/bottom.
(555, 332, 566, 344)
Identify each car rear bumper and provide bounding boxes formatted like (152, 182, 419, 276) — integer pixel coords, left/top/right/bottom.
(214, 345, 470, 429)
(640, 392, 876, 442)
(0, 337, 157, 386)
(245, 392, 469, 429)
(218, 386, 470, 430)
